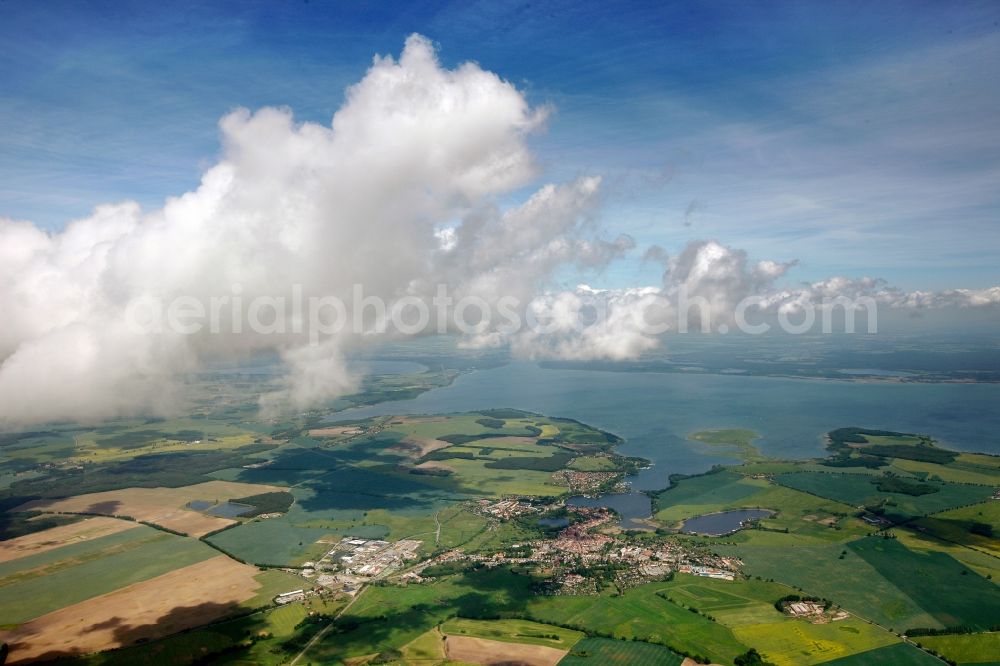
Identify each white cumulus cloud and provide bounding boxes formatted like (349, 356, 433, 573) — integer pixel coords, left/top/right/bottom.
(0, 35, 621, 427)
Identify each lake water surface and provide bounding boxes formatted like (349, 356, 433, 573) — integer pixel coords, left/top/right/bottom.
(337, 362, 1000, 491)
(566, 492, 652, 529)
(681, 509, 776, 536)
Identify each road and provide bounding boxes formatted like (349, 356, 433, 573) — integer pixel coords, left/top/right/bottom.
(287, 586, 366, 666)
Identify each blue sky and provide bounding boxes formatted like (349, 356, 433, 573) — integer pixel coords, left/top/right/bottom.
(1, 0, 999, 291)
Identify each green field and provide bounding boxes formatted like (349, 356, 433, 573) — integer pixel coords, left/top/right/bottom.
(0, 418, 261, 470)
(432, 456, 563, 495)
(200, 411, 624, 564)
(401, 626, 447, 663)
(568, 455, 620, 471)
(441, 617, 584, 649)
(206, 518, 332, 565)
(689, 428, 766, 462)
(241, 569, 312, 608)
(311, 567, 542, 662)
(889, 457, 1000, 485)
(774, 471, 992, 521)
(849, 536, 1000, 630)
(727, 484, 868, 541)
(820, 642, 946, 665)
(655, 472, 867, 542)
(911, 501, 1000, 556)
(725, 519, 987, 633)
(659, 573, 902, 666)
(716, 538, 940, 629)
(317, 569, 746, 665)
(894, 528, 1000, 582)
(558, 637, 684, 665)
(0, 525, 215, 623)
(310, 504, 486, 554)
(917, 632, 1000, 664)
(733, 619, 898, 666)
(661, 575, 793, 626)
(526, 583, 748, 664)
(653, 470, 770, 522)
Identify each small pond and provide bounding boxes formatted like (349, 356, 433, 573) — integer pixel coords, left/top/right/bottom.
(681, 508, 775, 536)
(188, 499, 256, 518)
(205, 501, 256, 518)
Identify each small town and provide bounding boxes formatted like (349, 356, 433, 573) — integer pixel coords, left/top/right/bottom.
(320, 536, 422, 577)
(551, 469, 629, 494)
(472, 497, 542, 521)
(274, 500, 745, 604)
(394, 504, 743, 595)
(282, 535, 425, 598)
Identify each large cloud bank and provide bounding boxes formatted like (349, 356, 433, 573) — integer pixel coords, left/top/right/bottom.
(0, 35, 632, 426)
(502, 240, 1000, 360)
(1, 35, 997, 428)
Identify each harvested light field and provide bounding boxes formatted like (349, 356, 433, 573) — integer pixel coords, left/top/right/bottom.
(16, 480, 284, 537)
(444, 635, 568, 666)
(396, 435, 452, 457)
(0, 555, 265, 664)
(308, 426, 362, 438)
(412, 460, 456, 473)
(0, 516, 137, 563)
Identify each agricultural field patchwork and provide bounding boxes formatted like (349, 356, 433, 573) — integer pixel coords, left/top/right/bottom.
(197, 410, 627, 565)
(848, 536, 1000, 630)
(16, 480, 285, 536)
(0, 525, 217, 624)
(773, 471, 992, 522)
(731, 619, 898, 666)
(659, 575, 903, 666)
(525, 583, 749, 664)
(715, 539, 942, 630)
(1, 413, 998, 666)
(652, 470, 771, 523)
(911, 500, 1000, 556)
(0, 555, 268, 664)
(0, 516, 137, 563)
